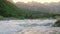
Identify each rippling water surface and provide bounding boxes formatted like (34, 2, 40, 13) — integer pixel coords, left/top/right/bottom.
(0, 19, 60, 34)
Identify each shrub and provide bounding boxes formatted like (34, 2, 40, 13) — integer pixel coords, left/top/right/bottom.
(0, 16, 4, 20)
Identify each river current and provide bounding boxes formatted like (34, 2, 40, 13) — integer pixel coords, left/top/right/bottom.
(0, 19, 60, 34)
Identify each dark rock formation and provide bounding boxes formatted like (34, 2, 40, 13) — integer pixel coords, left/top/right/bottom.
(53, 20, 60, 27)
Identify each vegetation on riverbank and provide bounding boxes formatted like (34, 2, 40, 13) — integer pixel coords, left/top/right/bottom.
(0, 0, 60, 19)
(0, 16, 4, 20)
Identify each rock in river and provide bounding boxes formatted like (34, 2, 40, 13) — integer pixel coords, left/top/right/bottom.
(53, 20, 60, 27)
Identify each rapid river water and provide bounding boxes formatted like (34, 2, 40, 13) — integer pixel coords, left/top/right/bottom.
(0, 19, 60, 34)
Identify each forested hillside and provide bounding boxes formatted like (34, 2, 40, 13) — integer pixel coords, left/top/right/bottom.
(0, 0, 60, 19)
(0, 0, 30, 19)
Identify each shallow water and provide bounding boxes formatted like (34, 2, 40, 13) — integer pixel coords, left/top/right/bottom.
(0, 19, 60, 34)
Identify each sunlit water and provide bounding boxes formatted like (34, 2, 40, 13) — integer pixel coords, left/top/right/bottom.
(0, 19, 60, 34)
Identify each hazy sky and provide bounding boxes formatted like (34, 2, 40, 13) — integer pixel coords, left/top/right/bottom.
(12, 0, 60, 3)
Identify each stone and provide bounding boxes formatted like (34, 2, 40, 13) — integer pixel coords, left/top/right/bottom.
(53, 20, 60, 27)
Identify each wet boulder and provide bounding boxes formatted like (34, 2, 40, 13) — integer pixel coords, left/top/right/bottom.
(53, 20, 60, 27)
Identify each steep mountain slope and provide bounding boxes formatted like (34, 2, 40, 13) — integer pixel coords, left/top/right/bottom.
(0, 0, 60, 19)
(0, 0, 19, 17)
(0, 0, 29, 19)
(15, 2, 60, 14)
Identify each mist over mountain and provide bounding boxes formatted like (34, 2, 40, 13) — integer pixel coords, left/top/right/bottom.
(15, 1, 60, 14)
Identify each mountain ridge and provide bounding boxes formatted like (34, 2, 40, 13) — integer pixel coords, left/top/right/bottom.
(0, 0, 60, 19)
(15, 1, 60, 14)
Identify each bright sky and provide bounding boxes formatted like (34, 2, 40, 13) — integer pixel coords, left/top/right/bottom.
(13, 0, 60, 3)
